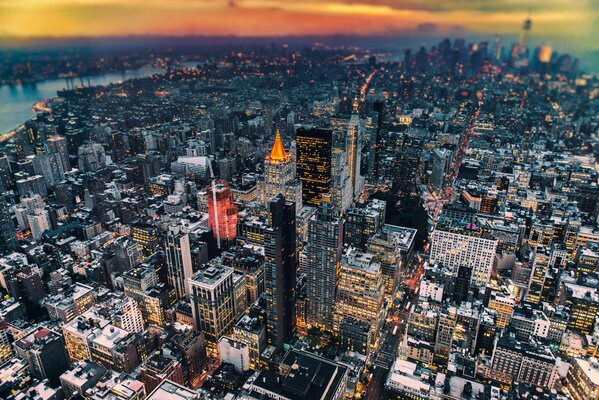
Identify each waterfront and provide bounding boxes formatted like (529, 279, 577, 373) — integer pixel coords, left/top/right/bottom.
(0, 67, 164, 135)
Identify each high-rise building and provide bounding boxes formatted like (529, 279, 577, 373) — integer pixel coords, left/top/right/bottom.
(296, 127, 333, 206)
(330, 148, 352, 214)
(263, 131, 302, 210)
(429, 219, 498, 289)
(207, 181, 238, 246)
(519, 17, 532, 59)
(344, 203, 383, 250)
(0, 194, 16, 255)
(334, 247, 384, 350)
(304, 195, 343, 331)
(264, 194, 296, 350)
(526, 245, 566, 305)
(31, 152, 64, 189)
(47, 135, 70, 173)
(28, 208, 51, 241)
(165, 224, 194, 299)
(346, 99, 364, 200)
(189, 263, 235, 354)
(431, 148, 452, 194)
(565, 358, 599, 400)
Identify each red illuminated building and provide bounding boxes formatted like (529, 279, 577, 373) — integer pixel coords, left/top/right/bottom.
(207, 181, 238, 246)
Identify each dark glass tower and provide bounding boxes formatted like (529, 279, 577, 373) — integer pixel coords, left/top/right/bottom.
(264, 194, 296, 349)
(296, 127, 333, 206)
(0, 194, 16, 255)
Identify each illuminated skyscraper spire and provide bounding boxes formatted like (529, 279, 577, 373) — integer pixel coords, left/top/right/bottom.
(264, 130, 302, 209)
(268, 130, 289, 162)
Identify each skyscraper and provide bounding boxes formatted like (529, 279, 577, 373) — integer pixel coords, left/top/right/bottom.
(431, 148, 452, 194)
(304, 194, 344, 331)
(165, 224, 194, 299)
(263, 130, 302, 210)
(296, 127, 333, 206)
(0, 194, 16, 255)
(47, 135, 70, 173)
(207, 181, 238, 247)
(264, 194, 296, 350)
(330, 148, 352, 214)
(189, 263, 235, 355)
(346, 99, 364, 200)
(334, 247, 384, 350)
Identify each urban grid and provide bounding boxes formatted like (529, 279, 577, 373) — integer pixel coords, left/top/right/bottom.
(0, 6, 599, 400)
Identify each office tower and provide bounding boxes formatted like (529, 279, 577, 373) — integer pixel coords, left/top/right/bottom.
(0, 194, 16, 255)
(492, 34, 502, 62)
(131, 224, 160, 255)
(565, 358, 599, 400)
(0, 329, 11, 365)
(433, 311, 457, 369)
(304, 195, 343, 331)
(232, 247, 265, 304)
(16, 174, 47, 198)
(367, 225, 417, 301)
(77, 143, 107, 172)
(429, 220, 498, 289)
(0, 154, 13, 191)
(31, 152, 64, 188)
(453, 265, 473, 302)
(264, 194, 296, 350)
(334, 247, 384, 350)
(263, 130, 302, 210)
(165, 224, 194, 299)
(13, 326, 70, 387)
(344, 204, 382, 250)
(207, 181, 238, 246)
(568, 292, 598, 335)
(28, 208, 51, 241)
(330, 148, 352, 214)
(189, 263, 235, 354)
(519, 17, 532, 59)
(234, 314, 267, 371)
(526, 247, 550, 305)
(296, 127, 333, 206)
(346, 99, 364, 200)
(165, 331, 208, 387)
(47, 135, 70, 172)
(113, 236, 143, 271)
(526, 245, 566, 305)
(431, 148, 452, 194)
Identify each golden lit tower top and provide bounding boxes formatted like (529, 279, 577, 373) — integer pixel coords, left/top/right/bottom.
(267, 130, 290, 162)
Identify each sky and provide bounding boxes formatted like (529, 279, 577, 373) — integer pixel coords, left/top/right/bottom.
(0, 0, 597, 53)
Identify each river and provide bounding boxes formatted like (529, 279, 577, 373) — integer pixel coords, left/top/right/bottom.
(0, 66, 166, 135)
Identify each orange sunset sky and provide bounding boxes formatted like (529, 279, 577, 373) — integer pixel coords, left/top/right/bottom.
(0, 0, 597, 52)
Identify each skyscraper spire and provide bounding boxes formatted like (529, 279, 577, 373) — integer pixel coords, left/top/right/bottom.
(353, 97, 359, 113)
(268, 130, 288, 162)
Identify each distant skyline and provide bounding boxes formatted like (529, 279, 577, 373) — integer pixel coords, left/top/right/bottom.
(0, 0, 597, 53)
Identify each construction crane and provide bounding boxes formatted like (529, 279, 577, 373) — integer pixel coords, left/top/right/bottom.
(207, 158, 221, 250)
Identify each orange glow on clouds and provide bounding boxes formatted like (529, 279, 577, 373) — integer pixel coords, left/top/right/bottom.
(0, 0, 596, 51)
